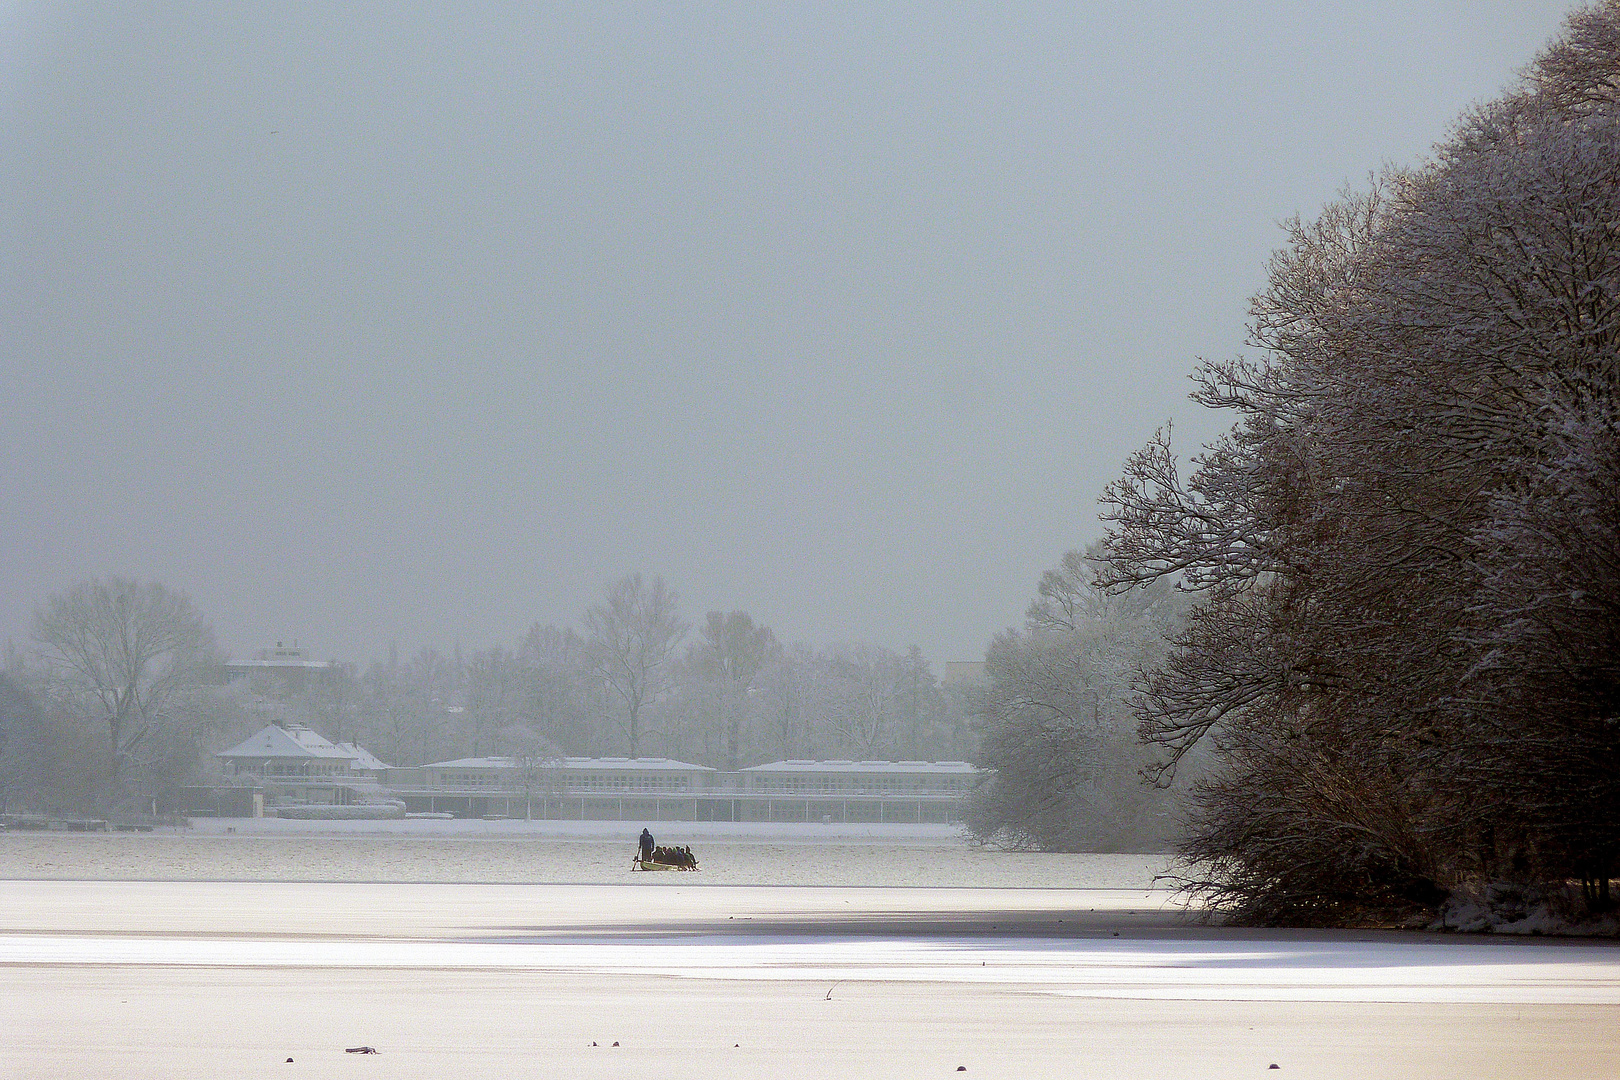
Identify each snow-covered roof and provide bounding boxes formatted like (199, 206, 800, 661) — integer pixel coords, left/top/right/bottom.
(335, 742, 392, 771)
(216, 723, 358, 761)
(425, 755, 716, 772)
(741, 760, 980, 774)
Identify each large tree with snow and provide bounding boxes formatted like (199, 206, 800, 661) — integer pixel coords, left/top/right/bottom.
(1098, 3, 1620, 921)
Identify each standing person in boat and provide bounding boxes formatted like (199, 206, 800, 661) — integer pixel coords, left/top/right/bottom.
(638, 828, 655, 863)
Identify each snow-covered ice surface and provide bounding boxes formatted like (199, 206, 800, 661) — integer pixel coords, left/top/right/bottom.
(8, 926, 1620, 1005)
(3, 880, 1617, 1006)
(5, 849, 1620, 1077)
(0, 829, 1171, 887)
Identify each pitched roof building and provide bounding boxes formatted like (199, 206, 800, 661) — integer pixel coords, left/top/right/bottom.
(216, 723, 379, 778)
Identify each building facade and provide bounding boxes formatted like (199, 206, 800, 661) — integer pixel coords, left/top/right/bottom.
(384, 755, 980, 823)
(207, 723, 983, 822)
(221, 643, 344, 696)
(213, 723, 393, 810)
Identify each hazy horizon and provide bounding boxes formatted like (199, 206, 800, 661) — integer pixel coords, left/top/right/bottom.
(1, 2, 1580, 667)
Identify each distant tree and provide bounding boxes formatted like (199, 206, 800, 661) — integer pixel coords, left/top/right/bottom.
(464, 645, 527, 756)
(896, 645, 938, 749)
(0, 669, 46, 812)
(31, 578, 217, 794)
(689, 611, 781, 769)
(496, 723, 566, 820)
(517, 624, 593, 753)
(352, 647, 454, 767)
(754, 644, 814, 759)
(814, 644, 905, 759)
(966, 548, 1186, 851)
(285, 661, 360, 747)
(584, 573, 687, 757)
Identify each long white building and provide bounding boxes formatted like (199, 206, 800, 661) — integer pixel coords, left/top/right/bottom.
(203, 724, 982, 823)
(383, 755, 980, 823)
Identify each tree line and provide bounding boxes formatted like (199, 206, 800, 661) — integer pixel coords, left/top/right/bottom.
(0, 573, 976, 814)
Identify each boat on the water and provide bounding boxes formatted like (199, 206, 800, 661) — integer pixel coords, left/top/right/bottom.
(631, 857, 696, 871)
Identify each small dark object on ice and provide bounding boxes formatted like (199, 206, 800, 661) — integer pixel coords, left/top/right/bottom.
(1269, 1066, 1280, 1070)
(345, 1046, 379, 1054)
(591, 1042, 597, 1047)
(958, 1067, 967, 1072)
(612, 1041, 620, 1047)
(285, 1058, 294, 1063)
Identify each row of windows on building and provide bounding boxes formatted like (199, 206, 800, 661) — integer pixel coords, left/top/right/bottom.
(428, 771, 698, 793)
(742, 775, 972, 794)
(240, 761, 354, 777)
(410, 771, 974, 797)
(227, 765, 977, 796)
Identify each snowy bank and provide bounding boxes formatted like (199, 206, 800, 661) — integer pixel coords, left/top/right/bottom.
(1432, 881, 1620, 937)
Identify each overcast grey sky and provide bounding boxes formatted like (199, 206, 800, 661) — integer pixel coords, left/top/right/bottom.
(0, 2, 1582, 667)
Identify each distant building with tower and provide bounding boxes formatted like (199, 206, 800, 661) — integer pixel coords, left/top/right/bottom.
(222, 641, 344, 696)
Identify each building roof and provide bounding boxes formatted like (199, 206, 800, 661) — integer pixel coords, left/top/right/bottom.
(335, 742, 392, 771)
(424, 755, 716, 772)
(215, 723, 359, 761)
(741, 759, 980, 774)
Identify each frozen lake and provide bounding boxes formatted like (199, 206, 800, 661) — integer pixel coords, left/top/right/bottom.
(4, 833, 1619, 1078)
(0, 825, 1173, 888)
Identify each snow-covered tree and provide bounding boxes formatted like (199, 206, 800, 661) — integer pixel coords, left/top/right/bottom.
(1098, 4, 1620, 920)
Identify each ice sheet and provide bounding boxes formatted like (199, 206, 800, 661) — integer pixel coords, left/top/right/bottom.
(7, 879, 1620, 1079)
(4, 879, 1617, 1005)
(7, 931, 1620, 1004)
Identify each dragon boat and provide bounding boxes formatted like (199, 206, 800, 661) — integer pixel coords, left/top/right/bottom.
(631, 846, 700, 871)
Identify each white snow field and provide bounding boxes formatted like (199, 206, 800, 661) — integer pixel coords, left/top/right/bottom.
(9, 880, 1620, 1075)
(4, 878, 1620, 1079)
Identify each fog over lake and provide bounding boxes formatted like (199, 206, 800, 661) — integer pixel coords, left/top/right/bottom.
(0, 2, 1577, 665)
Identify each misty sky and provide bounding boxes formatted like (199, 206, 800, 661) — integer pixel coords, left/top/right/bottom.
(0, 2, 1581, 668)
